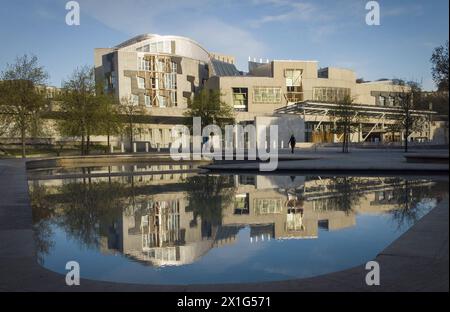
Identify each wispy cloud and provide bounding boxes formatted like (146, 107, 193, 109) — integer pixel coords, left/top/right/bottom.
(249, 1, 320, 28)
(383, 4, 424, 17)
(78, 0, 266, 70)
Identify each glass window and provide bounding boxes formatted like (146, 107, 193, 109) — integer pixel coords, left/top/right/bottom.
(164, 41, 171, 53)
(132, 94, 139, 105)
(232, 87, 248, 111)
(158, 95, 167, 107)
(253, 87, 282, 104)
(387, 96, 394, 106)
(157, 41, 164, 52)
(145, 95, 151, 106)
(171, 61, 177, 73)
(313, 87, 351, 103)
(165, 73, 176, 89)
(138, 57, 150, 71)
(137, 77, 145, 89)
(285, 69, 302, 87)
(170, 92, 177, 107)
(149, 42, 157, 53)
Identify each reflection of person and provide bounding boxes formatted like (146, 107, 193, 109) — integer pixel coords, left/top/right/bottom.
(288, 134, 296, 154)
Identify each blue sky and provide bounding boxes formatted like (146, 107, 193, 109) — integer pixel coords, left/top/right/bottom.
(0, 0, 448, 90)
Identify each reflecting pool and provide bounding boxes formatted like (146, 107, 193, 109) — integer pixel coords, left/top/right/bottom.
(28, 165, 448, 284)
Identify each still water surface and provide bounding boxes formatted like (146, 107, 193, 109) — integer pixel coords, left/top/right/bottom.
(28, 165, 448, 284)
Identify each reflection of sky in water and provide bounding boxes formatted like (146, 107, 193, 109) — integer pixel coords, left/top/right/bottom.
(30, 172, 447, 285)
(40, 200, 438, 285)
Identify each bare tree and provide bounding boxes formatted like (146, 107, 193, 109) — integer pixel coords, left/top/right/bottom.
(393, 82, 426, 153)
(331, 95, 362, 153)
(120, 95, 145, 151)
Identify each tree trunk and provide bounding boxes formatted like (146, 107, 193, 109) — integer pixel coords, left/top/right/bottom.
(81, 133, 85, 155)
(86, 134, 90, 155)
(21, 127, 26, 158)
(404, 127, 409, 153)
(107, 131, 111, 154)
(129, 121, 133, 152)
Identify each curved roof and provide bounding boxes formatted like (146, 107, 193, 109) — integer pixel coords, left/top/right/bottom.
(115, 33, 211, 63)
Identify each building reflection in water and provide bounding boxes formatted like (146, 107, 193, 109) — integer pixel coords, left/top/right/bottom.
(28, 165, 447, 267)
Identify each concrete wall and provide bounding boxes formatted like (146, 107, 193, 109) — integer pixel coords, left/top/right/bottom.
(255, 115, 305, 147)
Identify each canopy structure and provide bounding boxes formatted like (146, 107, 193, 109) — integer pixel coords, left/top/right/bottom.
(275, 101, 436, 120)
(275, 101, 436, 142)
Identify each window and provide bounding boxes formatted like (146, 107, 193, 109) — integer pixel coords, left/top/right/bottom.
(170, 92, 177, 107)
(285, 69, 302, 87)
(387, 96, 394, 106)
(149, 42, 157, 53)
(145, 95, 151, 107)
(156, 60, 165, 72)
(232, 88, 248, 111)
(254, 199, 283, 215)
(132, 94, 139, 105)
(137, 77, 145, 89)
(151, 78, 158, 89)
(234, 194, 250, 215)
(253, 87, 282, 104)
(158, 95, 167, 107)
(171, 61, 177, 73)
(165, 73, 177, 89)
(138, 57, 150, 71)
(379, 96, 385, 106)
(313, 87, 350, 103)
(137, 41, 171, 54)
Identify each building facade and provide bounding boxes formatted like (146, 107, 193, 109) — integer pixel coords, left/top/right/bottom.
(93, 33, 441, 150)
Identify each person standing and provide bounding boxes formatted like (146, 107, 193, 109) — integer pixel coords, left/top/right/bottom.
(288, 134, 296, 154)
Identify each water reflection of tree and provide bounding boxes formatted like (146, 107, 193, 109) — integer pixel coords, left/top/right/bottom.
(317, 177, 366, 215)
(183, 175, 236, 235)
(388, 178, 439, 229)
(54, 181, 126, 248)
(29, 184, 56, 264)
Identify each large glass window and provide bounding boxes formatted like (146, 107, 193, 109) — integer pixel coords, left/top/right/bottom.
(232, 87, 248, 111)
(254, 198, 283, 215)
(313, 87, 351, 103)
(253, 87, 282, 104)
(285, 69, 302, 87)
(137, 41, 171, 54)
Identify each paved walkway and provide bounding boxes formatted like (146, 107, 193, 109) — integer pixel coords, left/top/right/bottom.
(205, 148, 449, 172)
(0, 158, 448, 291)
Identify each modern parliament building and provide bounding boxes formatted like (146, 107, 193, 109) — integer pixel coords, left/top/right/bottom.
(94, 33, 444, 150)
